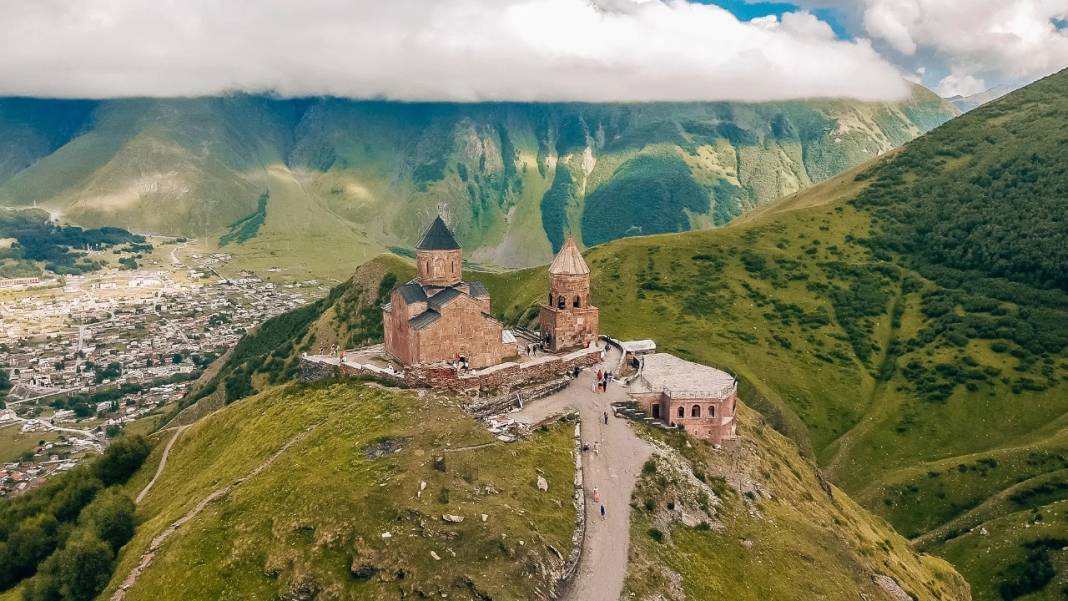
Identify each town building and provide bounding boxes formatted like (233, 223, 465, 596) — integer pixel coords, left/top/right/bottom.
(539, 238, 600, 352)
(628, 353, 738, 445)
(382, 216, 515, 369)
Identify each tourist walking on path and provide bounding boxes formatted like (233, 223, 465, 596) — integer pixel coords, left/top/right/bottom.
(600, 504, 607, 520)
(603, 411, 609, 425)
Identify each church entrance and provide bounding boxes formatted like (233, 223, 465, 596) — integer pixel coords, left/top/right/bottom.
(652, 404, 660, 419)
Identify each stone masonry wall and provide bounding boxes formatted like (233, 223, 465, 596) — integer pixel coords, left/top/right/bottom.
(299, 347, 599, 400)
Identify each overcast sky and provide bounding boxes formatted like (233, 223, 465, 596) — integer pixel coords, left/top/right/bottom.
(0, 0, 1065, 102)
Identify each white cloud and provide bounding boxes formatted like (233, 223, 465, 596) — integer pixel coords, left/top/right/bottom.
(788, 0, 1068, 91)
(0, 0, 910, 102)
(935, 72, 986, 97)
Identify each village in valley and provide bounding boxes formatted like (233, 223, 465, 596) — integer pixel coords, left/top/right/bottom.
(0, 245, 313, 495)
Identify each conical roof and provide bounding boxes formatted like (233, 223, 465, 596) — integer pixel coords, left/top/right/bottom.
(416, 216, 461, 251)
(549, 238, 589, 275)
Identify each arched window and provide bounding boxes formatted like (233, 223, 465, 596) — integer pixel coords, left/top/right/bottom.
(677, 406, 684, 418)
(558, 296, 566, 309)
(574, 296, 581, 308)
(709, 405, 715, 417)
(691, 405, 701, 417)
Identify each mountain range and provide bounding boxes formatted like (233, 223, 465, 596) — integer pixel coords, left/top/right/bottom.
(5, 68, 1068, 600)
(0, 87, 956, 273)
(181, 68, 1067, 600)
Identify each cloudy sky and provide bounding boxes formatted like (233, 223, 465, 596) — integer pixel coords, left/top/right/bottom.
(0, 0, 1065, 102)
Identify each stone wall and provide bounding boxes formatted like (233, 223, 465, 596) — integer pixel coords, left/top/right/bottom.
(555, 420, 586, 599)
(406, 347, 599, 395)
(539, 305, 600, 352)
(299, 359, 341, 383)
(417, 248, 462, 286)
(465, 376, 571, 418)
(300, 347, 599, 401)
(412, 295, 513, 368)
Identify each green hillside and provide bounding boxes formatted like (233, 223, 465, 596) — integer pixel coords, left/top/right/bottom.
(151, 70, 1068, 599)
(624, 405, 969, 600)
(0, 90, 955, 274)
(99, 382, 580, 600)
(478, 69, 1066, 600)
(2, 250, 963, 600)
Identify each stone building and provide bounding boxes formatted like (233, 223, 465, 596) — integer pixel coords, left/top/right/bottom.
(539, 238, 600, 351)
(382, 217, 515, 369)
(629, 353, 738, 445)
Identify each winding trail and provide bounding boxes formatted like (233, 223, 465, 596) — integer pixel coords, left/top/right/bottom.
(514, 345, 653, 601)
(112, 424, 320, 601)
(135, 425, 188, 505)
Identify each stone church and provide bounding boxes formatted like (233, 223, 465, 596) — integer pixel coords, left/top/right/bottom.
(383, 217, 600, 369)
(383, 216, 514, 369)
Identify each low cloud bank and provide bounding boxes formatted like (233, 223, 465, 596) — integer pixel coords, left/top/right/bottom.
(0, 0, 910, 102)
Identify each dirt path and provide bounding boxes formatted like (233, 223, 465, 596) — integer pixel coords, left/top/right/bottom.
(111, 424, 319, 601)
(136, 425, 188, 505)
(514, 345, 653, 601)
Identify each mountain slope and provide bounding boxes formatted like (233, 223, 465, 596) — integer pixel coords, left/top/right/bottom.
(103, 382, 579, 600)
(110, 268, 967, 601)
(624, 405, 968, 600)
(0, 89, 956, 270)
(474, 68, 1066, 600)
(155, 69, 1067, 599)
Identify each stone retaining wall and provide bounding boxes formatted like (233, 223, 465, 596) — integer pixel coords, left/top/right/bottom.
(555, 420, 586, 599)
(465, 376, 572, 418)
(299, 346, 599, 399)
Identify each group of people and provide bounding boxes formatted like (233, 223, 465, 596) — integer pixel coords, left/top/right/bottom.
(524, 342, 545, 357)
(593, 369, 612, 393)
(452, 354, 470, 371)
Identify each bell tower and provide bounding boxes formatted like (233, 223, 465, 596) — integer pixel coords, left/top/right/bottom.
(416, 216, 462, 287)
(539, 238, 599, 351)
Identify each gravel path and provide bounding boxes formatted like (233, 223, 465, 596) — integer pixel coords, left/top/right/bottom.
(515, 345, 653, 601)
(135, 425, 188, 505)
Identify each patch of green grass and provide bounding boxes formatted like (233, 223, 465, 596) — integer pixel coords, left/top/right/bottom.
(104, 382, 576, 600)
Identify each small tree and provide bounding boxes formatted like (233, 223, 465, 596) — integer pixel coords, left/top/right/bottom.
(95, 436, 150, 486)
(80, 490, 136, 552)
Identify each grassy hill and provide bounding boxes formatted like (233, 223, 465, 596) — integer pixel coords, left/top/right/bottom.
(477, 69, 1065, 600)
(101, 381, 580, 600)
(154, 69, 1068, 599)
(76, 260, 970, 600)
(0, 90, 956, 275)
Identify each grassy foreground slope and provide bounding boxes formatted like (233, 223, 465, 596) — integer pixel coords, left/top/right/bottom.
(105, 382, 578, 600)
(114, 271, 973, 601)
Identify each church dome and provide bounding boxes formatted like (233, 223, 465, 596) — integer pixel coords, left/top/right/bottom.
(548, 238, 590, 275)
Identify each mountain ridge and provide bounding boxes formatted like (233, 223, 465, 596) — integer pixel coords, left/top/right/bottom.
(0, 87, 957, 271)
